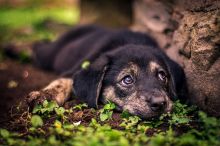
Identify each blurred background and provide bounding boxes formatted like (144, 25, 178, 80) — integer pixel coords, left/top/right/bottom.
(0, 0, 219, 121)
(0, 0, 133, 121)
(0, 0, 79, 121)
(0, 0, 133, 50)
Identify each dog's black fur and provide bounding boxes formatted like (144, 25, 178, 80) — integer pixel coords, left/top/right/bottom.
(33, 25, 187, 119)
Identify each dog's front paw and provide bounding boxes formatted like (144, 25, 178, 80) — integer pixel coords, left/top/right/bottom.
(11, 90, 55, 115)
(26, 78, 73, 110)
(26, 90, 55, 109)
(14, 78, 73, 113)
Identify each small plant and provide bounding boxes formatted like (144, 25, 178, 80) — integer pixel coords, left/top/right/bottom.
(1, 98, 220, 146)
(168, 100, 196, 125)
(0, 129, 23, 146)
(153, 100, 197, 126)
(32, 100, 68, 121)
(81, 60, 90, 69)
(31, 115, 43, 127)
(148, 111, 220, 146)
(99, 102, 116, 121)
(32, 100, 59, 116)
(73, 103, 88, 110)
(121, 110, 132, 119)
(120, 114, 141, 132)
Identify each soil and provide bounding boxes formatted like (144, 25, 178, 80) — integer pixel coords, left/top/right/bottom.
(0, 59, 57, 124)
(0, 58, 125, 131)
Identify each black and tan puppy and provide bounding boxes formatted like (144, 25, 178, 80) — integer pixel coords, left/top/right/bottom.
(31, 25, 187, 119)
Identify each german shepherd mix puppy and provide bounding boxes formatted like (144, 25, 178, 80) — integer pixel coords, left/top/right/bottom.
(30, 25, 187, 119)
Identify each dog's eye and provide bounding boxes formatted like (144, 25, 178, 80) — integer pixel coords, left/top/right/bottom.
(121, 75, 134, 86)
(157, 70, 167, 83)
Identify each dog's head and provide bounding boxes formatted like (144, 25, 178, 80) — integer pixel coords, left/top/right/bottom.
(73, 45, 186, 119)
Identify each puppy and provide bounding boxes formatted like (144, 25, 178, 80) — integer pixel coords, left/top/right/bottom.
(31, 25, 187, 119)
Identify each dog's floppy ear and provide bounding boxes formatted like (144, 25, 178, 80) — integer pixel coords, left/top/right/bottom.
(73, 56, 109, 108)
(165, 59, 187, 101)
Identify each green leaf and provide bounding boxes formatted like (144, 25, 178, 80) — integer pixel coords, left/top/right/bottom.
(90, 118, 101, 128)
(47, 101, 59, 112)
(121, 110, 131, 119)
(63, 124, 74, 130)
(104, 102, 116, 110)
(32, 104, 42, 114)
(0, 129, 10, 138)
(73, 103, 88, 110)
(48, 135, 58, 145)
(120, 116, 141, 131)
(31, 115, 43, 127)
(100, 113, 109, 122)
(43, 100, 48, 108)
(81, 60, 90, 69)
(55, 107, 65, 116)
(99, 102, 115, 121)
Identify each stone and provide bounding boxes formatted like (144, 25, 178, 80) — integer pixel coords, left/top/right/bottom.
(133, 0, 220, 117)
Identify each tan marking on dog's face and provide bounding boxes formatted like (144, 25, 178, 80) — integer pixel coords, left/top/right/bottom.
(102, 86, 116, 102)
(116, 62, 139, 82)
(102, 87, 143, 113)
(123, 91, 141, 113)
(102, 86, 124, 110)
(148, 61, 160, 72)
(162, 90, 173, 113)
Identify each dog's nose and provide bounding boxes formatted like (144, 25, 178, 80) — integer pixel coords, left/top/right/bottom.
(149, 97, 166, 112)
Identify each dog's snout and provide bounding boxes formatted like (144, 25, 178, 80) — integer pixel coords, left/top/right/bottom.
(149, 97, 166, 112)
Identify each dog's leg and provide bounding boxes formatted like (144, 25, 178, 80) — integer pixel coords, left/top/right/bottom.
(26, 78, 73, 108)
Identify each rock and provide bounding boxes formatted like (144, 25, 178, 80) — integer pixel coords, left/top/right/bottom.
(133, 0, 220, 117)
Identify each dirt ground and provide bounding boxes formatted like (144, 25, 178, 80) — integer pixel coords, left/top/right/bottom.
(0, 59, 57, 123)
(0, 58, 124, 128)
(0, 58, 127, 133)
